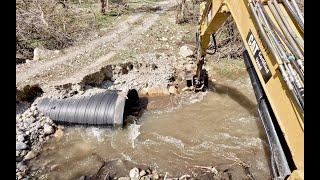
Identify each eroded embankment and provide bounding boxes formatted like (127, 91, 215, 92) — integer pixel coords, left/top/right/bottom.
(16, 49, 188, 179)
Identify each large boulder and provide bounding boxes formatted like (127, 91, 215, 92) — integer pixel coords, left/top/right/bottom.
(179, 45, 193, 58)
(16, 142, 27, 151)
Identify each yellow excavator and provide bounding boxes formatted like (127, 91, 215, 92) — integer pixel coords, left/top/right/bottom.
(188, 0, 304, 179)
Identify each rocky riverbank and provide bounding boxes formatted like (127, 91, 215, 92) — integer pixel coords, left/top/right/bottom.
(79, 163, 234, 180)
(16, 103, 61, 179)
(116, 166, 232, 180)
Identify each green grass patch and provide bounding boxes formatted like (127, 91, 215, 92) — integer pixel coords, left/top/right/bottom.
(207, 57, 247, 80)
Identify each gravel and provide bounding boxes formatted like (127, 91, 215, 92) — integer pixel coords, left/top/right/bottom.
(107, 53, 175, 92)
(16, 104, 57, 179)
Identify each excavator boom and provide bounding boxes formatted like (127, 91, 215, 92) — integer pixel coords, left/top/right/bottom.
(194, 0, 304, 179)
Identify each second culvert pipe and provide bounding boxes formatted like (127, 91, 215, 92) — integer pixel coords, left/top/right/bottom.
(37, 89, 140, 127)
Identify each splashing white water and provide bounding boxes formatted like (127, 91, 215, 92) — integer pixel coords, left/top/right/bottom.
(153, 133, 185, 149)
(121, 153, 132, 161)
(128, 122, 141, 148)
(87, 127, 104, 142)
(189, 92, 207, 104)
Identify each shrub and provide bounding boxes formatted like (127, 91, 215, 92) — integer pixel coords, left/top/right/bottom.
(16, 0, 96, 60)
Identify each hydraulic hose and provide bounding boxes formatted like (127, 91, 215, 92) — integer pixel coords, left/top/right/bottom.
(272, 0, 304, 51)
(243, 50, 291, 179)
(249, 1, 304, 112)
(267, 1, 304, 59)
(282, 0, 304, 32)
(260, 4, 304, 80)
(291, 0, 304, 25)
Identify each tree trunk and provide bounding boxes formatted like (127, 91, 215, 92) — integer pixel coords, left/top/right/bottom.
(106, 0, 109, 12)
(101, 0, 106, 14)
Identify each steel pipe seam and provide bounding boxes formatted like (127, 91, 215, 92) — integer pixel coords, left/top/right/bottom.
(88, 93, 105, 125)
(48, 100, 58, 119)
(96, 91, 112, 125)
(107, 92, 118, 125)
(55, 100, 67, 122)
(68, 98, 79, 123)
(75, 97, 88, 124)
(60, 99, 71, 123)
(103, 91, 117, 125)
(52, 99, 63, 121)
(100, 91, 116, 125)
(65, 99, 76, 123)
(79, 96, 92, 125)
(74, 96, 86, 125)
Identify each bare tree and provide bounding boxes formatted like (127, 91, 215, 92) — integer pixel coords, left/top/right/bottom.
(101, 0, 106, 14)
(101, 0, 110, 14)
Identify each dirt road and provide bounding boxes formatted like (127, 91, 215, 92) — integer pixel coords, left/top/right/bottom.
(16, 0, 177, 92)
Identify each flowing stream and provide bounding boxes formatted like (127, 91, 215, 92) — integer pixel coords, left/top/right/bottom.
(31, 77, 272, 179)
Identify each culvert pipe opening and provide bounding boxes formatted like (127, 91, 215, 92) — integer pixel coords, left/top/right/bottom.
(37, 89, 140, 127)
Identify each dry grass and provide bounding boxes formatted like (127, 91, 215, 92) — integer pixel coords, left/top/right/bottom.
(175, 0, 243, 59)
(16, 0, 99, 60)
(16, 0, 131, 62)
(175, 0, 203, 24)
(15, 0, 170, 62)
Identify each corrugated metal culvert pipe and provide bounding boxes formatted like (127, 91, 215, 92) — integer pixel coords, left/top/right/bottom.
(37, 89, 140, 127)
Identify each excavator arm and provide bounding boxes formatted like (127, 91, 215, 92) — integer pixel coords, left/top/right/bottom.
(193, 0, 304, 179)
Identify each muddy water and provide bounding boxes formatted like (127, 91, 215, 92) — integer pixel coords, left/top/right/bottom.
(31, 78, 272, 179)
